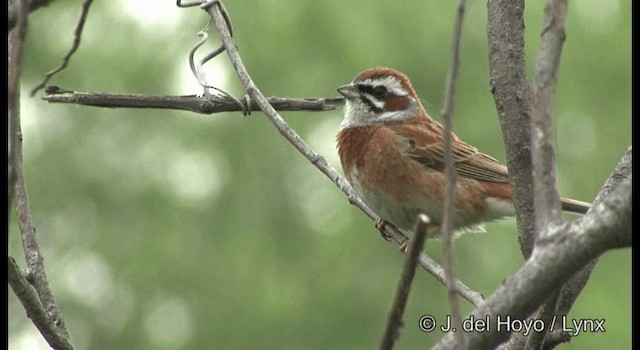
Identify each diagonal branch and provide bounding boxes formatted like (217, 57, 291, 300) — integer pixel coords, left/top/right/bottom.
(430, 148, 631, 350)
(202, 1, 486, 307)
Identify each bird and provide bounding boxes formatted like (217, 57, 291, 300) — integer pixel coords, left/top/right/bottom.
(335, 67, 590, 237)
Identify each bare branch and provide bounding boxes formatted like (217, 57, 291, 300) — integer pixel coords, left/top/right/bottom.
(523, 291, 559, 350)
(9, 2, 72, 348)
(41, 89, 345, 113)
(526, 3, 593, 349)
(9, 258, 74, 350)
(8, 0, 55, 30)
(430, 149, 631, 350)
(551, 146, 631, 316)
(11, 16, 72, 340)
(487, 0, 536, 258)
(440, 0, 467, 347)
(8, 0, 30, 214)
(379, 215, 430, 350)
(555, 258, 598, 313)
(515, 258, 597, 350)
(202, 1, 487, 307)
(530, 0, 568, 231)
(541, 330, 572, 350)
(14, 130, 72, 344)
(30, 0, 95, 96)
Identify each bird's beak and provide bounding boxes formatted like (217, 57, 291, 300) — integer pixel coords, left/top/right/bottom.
(337, 84, 359, 99)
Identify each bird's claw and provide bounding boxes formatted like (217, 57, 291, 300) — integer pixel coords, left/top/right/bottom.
(374, 218, 392, 241)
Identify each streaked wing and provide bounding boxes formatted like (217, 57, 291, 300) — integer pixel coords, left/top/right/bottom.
(388, 121, 511, 183)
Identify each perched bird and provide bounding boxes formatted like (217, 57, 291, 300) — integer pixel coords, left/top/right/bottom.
(336, 67, 590, 236)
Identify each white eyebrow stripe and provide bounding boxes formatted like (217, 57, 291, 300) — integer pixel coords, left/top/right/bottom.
(357, 76, 408, 96)
(361, 93, 385, 109)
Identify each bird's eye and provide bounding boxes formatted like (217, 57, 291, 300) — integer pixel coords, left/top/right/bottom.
(371, 85, 387, 99)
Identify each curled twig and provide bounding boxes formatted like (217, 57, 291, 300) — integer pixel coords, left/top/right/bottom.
(181, 0, 248, 113)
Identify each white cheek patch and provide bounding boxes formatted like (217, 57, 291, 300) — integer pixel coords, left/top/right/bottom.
(339, 75, 416, 130)
(361, 93, 385, 109)
(340, 100, 376, 129)
(339, 97, 418, 130)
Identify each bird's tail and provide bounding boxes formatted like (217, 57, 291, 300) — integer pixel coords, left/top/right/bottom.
(561, 197, 591, 214)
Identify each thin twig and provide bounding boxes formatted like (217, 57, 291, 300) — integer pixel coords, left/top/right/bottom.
(440, 0, 466, 348)
(30, 0, 94, 96)
(41, 89, 345, 113)
(204, 1, 487, 307)
(378, 215, 430, 350)
(8, 258, 74, 350)
(176, 0, 204, 7)
(487, 0, 536, 258)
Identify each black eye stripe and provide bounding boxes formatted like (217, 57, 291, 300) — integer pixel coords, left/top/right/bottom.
(357, 84, 388, 99)
(359, 95, 383, 114)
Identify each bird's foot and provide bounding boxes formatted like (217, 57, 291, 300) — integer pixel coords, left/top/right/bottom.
(399, 239, 411, 254)
(374, 218, 392, 241)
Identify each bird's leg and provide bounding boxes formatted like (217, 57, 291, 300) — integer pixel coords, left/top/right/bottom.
(399, 226, 437, 254)
(374, 218, 392, 241)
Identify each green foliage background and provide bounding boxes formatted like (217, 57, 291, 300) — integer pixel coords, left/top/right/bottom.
(10, 1, 630, 349)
